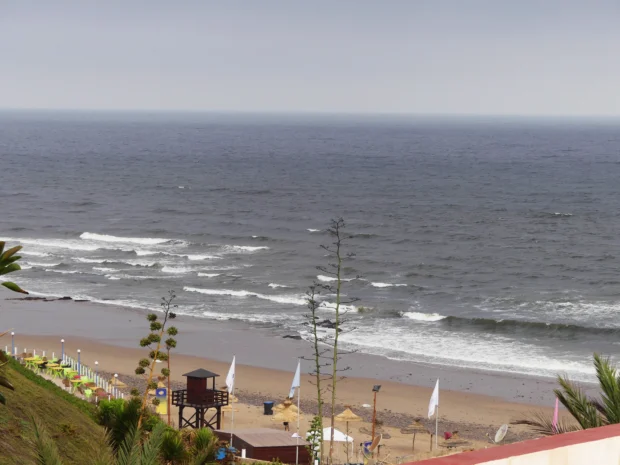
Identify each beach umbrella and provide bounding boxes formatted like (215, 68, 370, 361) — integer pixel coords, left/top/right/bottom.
(359, 425, 391, 440)
(272, 404, 301, 430)
(274, 397, 299, 413)
(400, 418, 428, 452)
(335, 408, 362, 463)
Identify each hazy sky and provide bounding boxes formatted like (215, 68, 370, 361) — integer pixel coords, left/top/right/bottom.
(1, 1, 619, 115)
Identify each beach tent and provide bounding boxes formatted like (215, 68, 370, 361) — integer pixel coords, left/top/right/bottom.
(322, 427, 353, 443)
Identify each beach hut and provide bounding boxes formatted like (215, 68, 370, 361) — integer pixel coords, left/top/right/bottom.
(215, 428, 309, 464)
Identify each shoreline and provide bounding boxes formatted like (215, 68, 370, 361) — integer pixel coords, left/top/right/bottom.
(4, 288, 587, 456)
(1, 289, 575, 407)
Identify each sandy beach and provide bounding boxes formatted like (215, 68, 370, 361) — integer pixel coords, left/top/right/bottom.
(2, 288, 573, 461)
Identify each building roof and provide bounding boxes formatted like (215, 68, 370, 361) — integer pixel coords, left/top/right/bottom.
(182, 368, 219, 378)
(217, 428, 308, 448)
(408, 423, 620, 465)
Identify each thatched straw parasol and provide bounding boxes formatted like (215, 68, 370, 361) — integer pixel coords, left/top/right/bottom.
(336, 408, 362, 464)
(272, 404, 302, 430)
(400, 418, 429, 452)
(274, 397, 299, 413)
(359, 425, 391, 440)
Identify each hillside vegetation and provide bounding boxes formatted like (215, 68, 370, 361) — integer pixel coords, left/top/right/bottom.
(0, 358, 106, 465)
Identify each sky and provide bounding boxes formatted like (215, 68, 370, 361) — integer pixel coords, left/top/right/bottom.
(1, 1, 619, 116)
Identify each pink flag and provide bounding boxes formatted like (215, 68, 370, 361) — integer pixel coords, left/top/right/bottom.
(552, 398, 559, 432)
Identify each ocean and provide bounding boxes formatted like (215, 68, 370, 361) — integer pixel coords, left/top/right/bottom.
(2, 110, 620, 383)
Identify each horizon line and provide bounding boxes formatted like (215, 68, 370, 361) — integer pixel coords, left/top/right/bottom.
(1, 107, 620, 120)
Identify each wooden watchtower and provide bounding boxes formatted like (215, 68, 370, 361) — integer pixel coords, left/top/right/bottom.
(172, 368, 229, 430)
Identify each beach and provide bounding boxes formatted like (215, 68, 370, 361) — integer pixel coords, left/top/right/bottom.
(2, 288, 572, 460)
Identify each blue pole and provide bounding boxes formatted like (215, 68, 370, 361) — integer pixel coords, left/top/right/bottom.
(61, 339, 65, 361)
(77, 350, 81, 374)
(11, 332, 15, 356)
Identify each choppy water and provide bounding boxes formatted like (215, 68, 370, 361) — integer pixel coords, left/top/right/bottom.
(2, 111, 620, 382)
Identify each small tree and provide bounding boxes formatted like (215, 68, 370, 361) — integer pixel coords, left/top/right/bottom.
(133, 290, 178, 427)
(306, 416, 322, 464)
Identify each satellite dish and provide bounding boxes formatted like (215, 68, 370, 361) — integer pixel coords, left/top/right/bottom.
(361, 435, 382, 460)
(494, 424, 508, 443)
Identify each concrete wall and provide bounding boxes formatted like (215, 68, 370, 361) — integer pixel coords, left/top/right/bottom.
(410, 424, 620, 465)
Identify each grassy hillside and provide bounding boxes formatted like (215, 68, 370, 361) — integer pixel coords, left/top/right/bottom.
(0, 358, 106, 465)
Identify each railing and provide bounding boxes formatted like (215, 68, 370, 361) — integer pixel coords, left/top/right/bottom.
(172, 389, 229, 407)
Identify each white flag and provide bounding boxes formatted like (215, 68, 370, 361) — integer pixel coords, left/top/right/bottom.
(428, 379, 439, 418)
(289, 360, 301, 398)
(226, 356, 236, 394)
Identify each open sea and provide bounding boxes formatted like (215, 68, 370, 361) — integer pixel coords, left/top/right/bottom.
(2, 110, 620, 383)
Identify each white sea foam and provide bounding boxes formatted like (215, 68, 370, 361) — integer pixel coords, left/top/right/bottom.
(201, 310, 289, 324)
(93, 267, 116, 272)
(135, 249, 158, 256)
(80, 232, 171, 245)
(307, 229, 321, 232)
(222, 245, 269, 253)
(25, 261, 62, 267)
(161, 266, 193, 274)
(402, 312, 447, 322)
(371, 282, 407, 288)
(20, 250, 51, 257)
(268, 283, 289, 289)
(185, 254, 221, 260)
(319, 302, 359, 312)
(184, 286, 306, 306)
(5, 237, 101, 251)
(75, 257, 108, 264)
(45, 269, 80, 274)
(20, 264, 33, 270)
(198, 273, 221, 278)
(339, 324, 595, 382)
(317, 275, 353, 283)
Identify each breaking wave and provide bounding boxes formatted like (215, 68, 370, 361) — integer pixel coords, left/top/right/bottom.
(80, 232, 173, 245)
(184, 286, 306, 306)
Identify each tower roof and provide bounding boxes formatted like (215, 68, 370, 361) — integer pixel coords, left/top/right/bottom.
(182, 368, 220, 378)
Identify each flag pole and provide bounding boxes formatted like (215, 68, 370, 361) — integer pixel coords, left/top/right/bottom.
(296, 358, 301, 465)
(435, 405, 438, 448)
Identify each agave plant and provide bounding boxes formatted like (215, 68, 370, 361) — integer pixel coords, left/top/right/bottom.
(514, 353, 620, 435)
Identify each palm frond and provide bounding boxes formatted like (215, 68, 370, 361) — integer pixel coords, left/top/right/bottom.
(115, 424, 142, 465)
(90, 429, 115, 465)
(29, 415, 64, 465)
(555, 376, 602, 429)
(511, 410, 581, 436)
(593, 353, 620, 424)
(139, 423, 166, 465)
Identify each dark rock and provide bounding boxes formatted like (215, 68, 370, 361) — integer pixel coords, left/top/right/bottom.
(59, 296, 73, 300)
(283, 335, 302, 340)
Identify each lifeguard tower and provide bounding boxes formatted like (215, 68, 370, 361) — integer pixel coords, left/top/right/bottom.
(172, 368, 229, 430)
